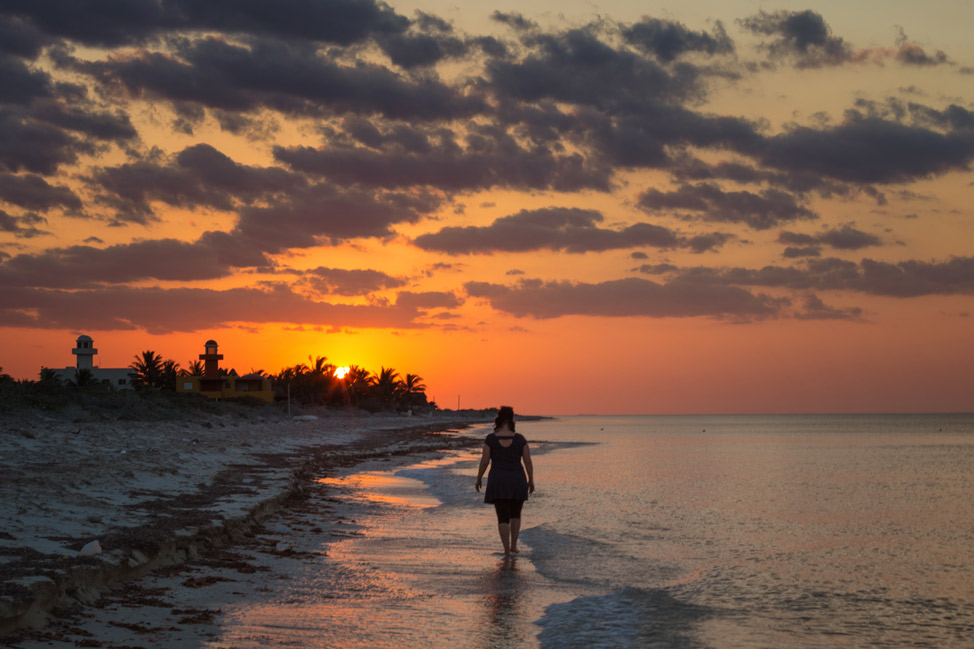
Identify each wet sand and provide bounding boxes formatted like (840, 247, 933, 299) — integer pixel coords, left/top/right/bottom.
(0, 408, 487, 645)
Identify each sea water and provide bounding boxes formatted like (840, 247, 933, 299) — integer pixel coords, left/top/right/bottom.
(213, 414, 974, 648)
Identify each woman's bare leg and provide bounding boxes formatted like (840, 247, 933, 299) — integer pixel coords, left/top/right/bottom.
(497, 523, 511, 554)
(509, 518, 521, 553)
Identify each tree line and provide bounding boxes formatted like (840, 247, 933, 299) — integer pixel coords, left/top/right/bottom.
(129, 351, 433, 412)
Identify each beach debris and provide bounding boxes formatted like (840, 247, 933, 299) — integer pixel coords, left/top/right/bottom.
(127, 549, 150, 568)
(268, 523, 291, 534)
(79, 539, 102, 556)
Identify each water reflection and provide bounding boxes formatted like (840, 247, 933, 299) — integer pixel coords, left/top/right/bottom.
(481, 556, 531, 649)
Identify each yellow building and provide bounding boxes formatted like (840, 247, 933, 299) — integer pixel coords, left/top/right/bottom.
(176, 340, 274, 403)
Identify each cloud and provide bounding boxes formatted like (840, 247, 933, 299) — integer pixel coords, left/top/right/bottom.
(0, 235, 264, 288)
(300, 266, 406, 296)
(92, 143, 306, 222)
(0, 209, 50, 238)
(4, 0, 408, 48)
(414, 207, 683, 254)
(794, 293, 862, 320)
(621, 17, 733, 62)
(740, 9, 852, 68)
(465, 277, 783, 320)
(760, 118, 974, 184)
(779, 225, 881, 251)
(637, 183, 817, 229)
(0, 282, 427, 334)
(274, 130, 609, 192)
(0, 172, 82, 211)
(643, 256, 974, 297)
(71, 36, 482, 121)
(394, 290, 463, 310)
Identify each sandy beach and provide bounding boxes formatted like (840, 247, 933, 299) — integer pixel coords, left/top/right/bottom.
(0, 405, 488, 645)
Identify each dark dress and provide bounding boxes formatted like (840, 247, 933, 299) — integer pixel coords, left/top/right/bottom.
(483, 432, 529, 503)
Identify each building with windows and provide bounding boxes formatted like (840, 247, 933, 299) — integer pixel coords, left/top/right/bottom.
(176, 340, 274, 403)
(51, 334, 133, 388)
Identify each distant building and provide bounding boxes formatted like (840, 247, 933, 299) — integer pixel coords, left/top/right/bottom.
(176, 340, 274, 403)
(51, 334, 133, 388)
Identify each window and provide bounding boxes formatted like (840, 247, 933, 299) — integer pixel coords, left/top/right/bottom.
(118, 379, 126, 385)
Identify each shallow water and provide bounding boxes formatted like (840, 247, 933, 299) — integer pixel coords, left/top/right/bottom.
(208, 414, 974, 648)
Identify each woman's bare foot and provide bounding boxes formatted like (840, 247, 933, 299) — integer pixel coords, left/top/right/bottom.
(510, 546, 519, 554)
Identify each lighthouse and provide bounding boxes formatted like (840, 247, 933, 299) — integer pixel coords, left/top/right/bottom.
(200, 339, 223, 379)
(72, 334, 98, 369)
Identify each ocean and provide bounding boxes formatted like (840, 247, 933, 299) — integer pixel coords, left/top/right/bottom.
(211, 414, 974, 648)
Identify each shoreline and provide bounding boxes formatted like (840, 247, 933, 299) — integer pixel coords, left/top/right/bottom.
(0, 409, 490, 638)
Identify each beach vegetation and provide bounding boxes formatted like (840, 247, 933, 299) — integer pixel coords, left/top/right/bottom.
(2, 349, 436, 418)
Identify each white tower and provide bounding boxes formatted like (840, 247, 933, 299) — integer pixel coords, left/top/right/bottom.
(72, 334, 98, 369)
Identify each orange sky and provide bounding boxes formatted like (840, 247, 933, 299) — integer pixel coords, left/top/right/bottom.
(1, 2, 972, 413)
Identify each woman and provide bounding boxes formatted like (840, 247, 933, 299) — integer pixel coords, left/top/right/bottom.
(475, 406, 535, 555)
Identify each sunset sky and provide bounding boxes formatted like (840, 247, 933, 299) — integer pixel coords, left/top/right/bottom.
(1, 0, 972, 414)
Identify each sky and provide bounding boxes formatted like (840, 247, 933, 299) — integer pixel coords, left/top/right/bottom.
(0, 0, 972, 414)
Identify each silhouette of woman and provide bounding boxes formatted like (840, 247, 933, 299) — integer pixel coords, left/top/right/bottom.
(475, 406, 535, 554)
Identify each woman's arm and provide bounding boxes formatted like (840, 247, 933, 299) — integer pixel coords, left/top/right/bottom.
(475, 444, 490, 491)
(523, 443, 535, 494)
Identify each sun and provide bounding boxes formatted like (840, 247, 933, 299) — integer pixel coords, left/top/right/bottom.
(334, 366, 350, 380)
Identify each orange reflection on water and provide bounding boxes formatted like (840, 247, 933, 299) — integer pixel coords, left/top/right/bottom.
(317, 471, 441, 509)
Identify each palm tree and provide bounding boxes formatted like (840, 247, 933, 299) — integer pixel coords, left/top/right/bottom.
(129, 350, 164, 390)
(70, 367, 95, 387)
(161, 359, 181, 391)
(182, 360, 204, 377)
(371, 366, 401, 408)
(39, 367, 61, 385)
(398, 373, 428, 409)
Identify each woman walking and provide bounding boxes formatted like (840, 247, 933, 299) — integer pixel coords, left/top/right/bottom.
(475, 406, 535, 555)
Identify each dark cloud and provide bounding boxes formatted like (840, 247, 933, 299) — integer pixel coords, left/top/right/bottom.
(779, 225, 881, 251)
(794, 293, 862, 320)
(394, 290, 463, 310)
(0, 108, 82, 174)
(637, 183, 817, 229)
(0, 282, 426, 334)
(685, 232, 734, 253)
(0, 209, 49, 238)
(740, 10, 852, 68)
(893, 30, 949, 67)
(73, 36, 482, 121)
(0, 14, 48, 57)
(782, 246, 821, 258)
(896, 43, 948, 67)
(643, 256, 974, 297)
(92, 143, 306, 222)
(0, 236, 263, 289)
(760, 118, 974, 184)
(414, 207, 682, 255)
(2, 0, 407, 48)
(907, 103, 974, 132)
(274, 132, 609, 192)
(0, 175, 442, 288)
(301, 266, 406, 296)
(465, 277, 783, 320)
(0, 172, 82, 211)
(490, 11, 537, 32)
(233, 182, 442, 251)
(621, 17, 733, 62)
(486, 24, 705, 110)
(0, 54, 53, 105)
(376, 13, 469, 68)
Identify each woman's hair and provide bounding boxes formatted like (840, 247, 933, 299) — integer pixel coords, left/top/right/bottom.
(494, 405, 515, 432)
